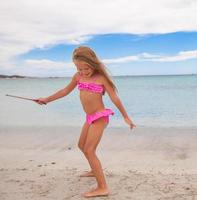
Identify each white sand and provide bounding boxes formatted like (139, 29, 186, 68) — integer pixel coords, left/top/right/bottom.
(0, 126, 197, 199)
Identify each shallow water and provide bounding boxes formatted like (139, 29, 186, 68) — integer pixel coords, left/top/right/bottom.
(1, 75, 197, 128)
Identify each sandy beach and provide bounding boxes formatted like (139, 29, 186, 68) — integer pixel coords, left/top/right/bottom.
(0, 126, 197, 200)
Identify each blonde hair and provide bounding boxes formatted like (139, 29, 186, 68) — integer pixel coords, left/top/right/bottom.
(72, 46, 117, 92)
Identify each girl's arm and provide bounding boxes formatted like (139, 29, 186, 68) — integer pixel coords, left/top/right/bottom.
(36, 73, 78, 104)
(102, 77, 136, 129)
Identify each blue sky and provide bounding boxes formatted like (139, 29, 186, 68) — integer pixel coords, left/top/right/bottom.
(1, 0, 197, 77)
(18, 32, 197, 76)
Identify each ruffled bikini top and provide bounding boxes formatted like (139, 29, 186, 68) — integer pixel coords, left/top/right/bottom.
(77, 73, 105, 95)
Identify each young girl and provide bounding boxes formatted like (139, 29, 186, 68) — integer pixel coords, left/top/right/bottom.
(35, 46, 136, 198)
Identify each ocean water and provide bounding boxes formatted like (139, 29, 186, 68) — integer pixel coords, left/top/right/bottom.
(0, 75, 197, 128)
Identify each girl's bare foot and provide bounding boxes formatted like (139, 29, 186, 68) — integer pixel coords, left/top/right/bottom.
(79, 170, 94, 177)
(82, 187, 109, 198)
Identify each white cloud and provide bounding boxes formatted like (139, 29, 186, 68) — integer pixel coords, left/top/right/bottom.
(0, 0, 197, 68)
(14, 59, 76, 77)
(102, 50, 197, 64)
(20, 49, 197, 74)
(24, 59, 73, 70)
(1, 49, 196, 76)
(149, 50, 197, 62)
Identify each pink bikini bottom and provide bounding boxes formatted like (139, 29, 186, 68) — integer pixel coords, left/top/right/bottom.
(86, 108, 114, 125)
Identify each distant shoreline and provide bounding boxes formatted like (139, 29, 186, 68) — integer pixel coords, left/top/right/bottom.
(0, 75, 26, 79)
(0, 74, 196, 79)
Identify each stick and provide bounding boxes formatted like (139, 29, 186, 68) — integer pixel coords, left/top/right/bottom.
(5, 94, 46, 104)
(6, 94, 35, 101)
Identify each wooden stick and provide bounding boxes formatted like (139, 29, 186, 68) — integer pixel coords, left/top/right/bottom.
(6, 94, 36, 101)
(5, 94, 46, 104)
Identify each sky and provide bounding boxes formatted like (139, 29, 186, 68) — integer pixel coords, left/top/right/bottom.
(0, 0, 197, 77)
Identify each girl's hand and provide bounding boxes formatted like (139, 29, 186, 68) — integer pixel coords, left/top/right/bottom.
(124, 117, 136, 130)
(34, 98, 48, 105)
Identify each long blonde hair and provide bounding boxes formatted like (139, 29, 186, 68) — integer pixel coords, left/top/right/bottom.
(72, 46, 117, 92)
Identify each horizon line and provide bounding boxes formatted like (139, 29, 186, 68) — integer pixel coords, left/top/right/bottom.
(0, 73, 197, 78)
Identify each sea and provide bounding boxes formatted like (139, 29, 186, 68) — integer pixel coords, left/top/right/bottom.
(0, 75, 197, 129)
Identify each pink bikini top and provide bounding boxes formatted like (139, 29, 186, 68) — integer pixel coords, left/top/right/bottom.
(77, 73, 105, 95)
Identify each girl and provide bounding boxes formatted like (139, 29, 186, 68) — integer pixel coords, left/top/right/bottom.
(35, 46, 136, 198)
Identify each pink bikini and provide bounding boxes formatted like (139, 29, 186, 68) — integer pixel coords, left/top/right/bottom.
(86, 108, 114, 125)
(77, 73, 114, 125)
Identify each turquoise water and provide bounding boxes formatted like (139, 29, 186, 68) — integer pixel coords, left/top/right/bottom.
(0, 75, 197, 128)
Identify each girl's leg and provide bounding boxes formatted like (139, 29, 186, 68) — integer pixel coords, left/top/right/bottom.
(78, 122, 94, 177)
(82, 117, 109, 197)
(78, 121, 90, 151)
